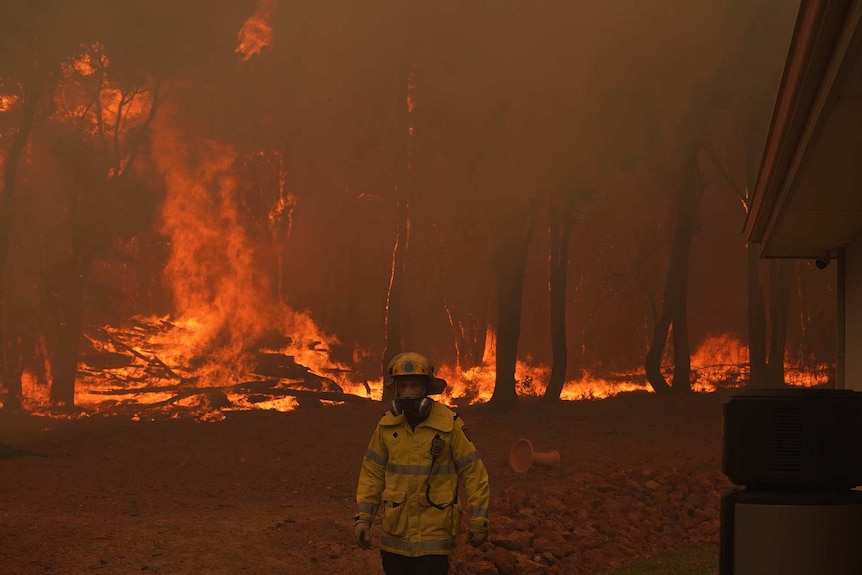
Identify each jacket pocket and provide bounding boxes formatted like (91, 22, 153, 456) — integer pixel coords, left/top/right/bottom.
(419, 486, 462, 538)
(381, 488, 408, 537)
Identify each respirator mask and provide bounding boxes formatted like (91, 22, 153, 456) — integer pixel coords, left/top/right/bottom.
(391, 379, 431, 418)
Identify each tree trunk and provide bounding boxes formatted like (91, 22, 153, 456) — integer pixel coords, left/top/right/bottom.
(381, 189, 406, 403)
(747, 242, 768, 387)
(469, 310, 489, 370)
(381, 56, 417, 402)
(49, 172, 89, 408)
(645, 302, 673, 394)
(766, 258, 794, 386)
(489, 203, 539, 410)
(1, 332, 23, 411)
(50, 271, 83, 407)
(0, 80, 42, 406)
(645, 154, 702, 394)
(544, 196, 575, 402)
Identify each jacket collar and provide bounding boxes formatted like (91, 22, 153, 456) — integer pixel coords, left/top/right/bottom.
(379, 400, 454, 433)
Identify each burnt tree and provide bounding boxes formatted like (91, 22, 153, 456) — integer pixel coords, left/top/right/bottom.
(48, 73, 162, 407)
(543, 192, 576, 402)
(381, 61, 415, 403)
(488, 199, 540, 410)
(0, 80, 42, 410)
(644, 142, 704, 394)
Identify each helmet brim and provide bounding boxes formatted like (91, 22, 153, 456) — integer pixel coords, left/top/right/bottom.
(426, 377, 447, 395)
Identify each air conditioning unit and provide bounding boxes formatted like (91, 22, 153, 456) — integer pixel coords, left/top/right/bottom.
(720, 388, 862, 575)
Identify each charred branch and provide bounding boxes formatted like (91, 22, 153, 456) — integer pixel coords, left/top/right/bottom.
(87, 378, 371, 408)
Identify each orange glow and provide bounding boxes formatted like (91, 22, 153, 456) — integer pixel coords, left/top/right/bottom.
(690, 333, 749, 392)
(72, 321, 832, 418)
(54, 43, 154, 173)
(236, 0, 276, 62)
(434, 329, 652, 405)
(0, 94, 18, 112)
(427, 331, 829, 406)
(54, 116, 826, 419)
(21, 371, 51, 412)
(60, 44, 107, 77)
(72, 113, 377, 419)
(407, 65, 417, 114)
(267, 192, 296, 234)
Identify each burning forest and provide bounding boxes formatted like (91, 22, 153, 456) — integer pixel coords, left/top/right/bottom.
(0, 1, 846, 574)
(0, 0, 836, 421)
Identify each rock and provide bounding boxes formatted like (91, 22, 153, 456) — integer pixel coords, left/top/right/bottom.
(326, 543, 342, 558)
(486, 546, 519, 575)
(493, 530, 533, 552)
(542, 518, 569, 535)
(533, 533, 567, 556)
(571, 524, 599, 540)
(544, 496, 568, 514)
(466, 559, 498, 575)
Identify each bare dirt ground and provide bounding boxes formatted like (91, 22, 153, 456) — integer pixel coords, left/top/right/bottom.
(0, 390, 734, 575)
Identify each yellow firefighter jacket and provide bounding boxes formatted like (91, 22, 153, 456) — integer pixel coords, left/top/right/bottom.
(355, 400, 490, 556)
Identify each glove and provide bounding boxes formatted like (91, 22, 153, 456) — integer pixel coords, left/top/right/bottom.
(468, 526, 488, 547)
(355, 521, 372, 549)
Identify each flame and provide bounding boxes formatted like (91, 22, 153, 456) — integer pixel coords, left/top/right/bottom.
(0, 94, 18, 112)
(154, 130, 265, 385)
(53, 42, 154, 174)
(61, 45, 106, 77)
(71, 113, 378, 419)
(428, 331, 829, 406)
(23, 109, 824, 419)
(21, 371, 51, 411)
(71, 321, 831, 419)
(690, 333, 749, 392)
(434, 329, 652, 404)
(236, 0, 276, 62)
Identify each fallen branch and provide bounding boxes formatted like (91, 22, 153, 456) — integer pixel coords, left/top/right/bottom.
(101, 331, 184, 380)
(86, 378, 374, 406)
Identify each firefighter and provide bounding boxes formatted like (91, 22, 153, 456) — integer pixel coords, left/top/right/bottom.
(354, 351, 490, 575)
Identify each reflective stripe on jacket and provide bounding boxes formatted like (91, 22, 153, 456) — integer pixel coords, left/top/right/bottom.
(355, 400, 491, 557)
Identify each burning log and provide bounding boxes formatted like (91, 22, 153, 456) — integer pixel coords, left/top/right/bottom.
(77, 320, 365, 415)
(104, 335, 183, 380)
(87, 378, 371, 407)
(253, 352, 312, 379)
(255, 331, 293, 350)
(252, 353, 343, 393)
(78, 350, 134, 370)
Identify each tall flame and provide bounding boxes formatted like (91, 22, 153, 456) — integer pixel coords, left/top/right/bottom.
(153, 122, 266, 384)
(236, 0, 276, 61)
(73, 113, 378, 418)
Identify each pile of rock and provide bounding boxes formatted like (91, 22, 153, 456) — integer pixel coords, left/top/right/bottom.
(451, 465, 732, 575)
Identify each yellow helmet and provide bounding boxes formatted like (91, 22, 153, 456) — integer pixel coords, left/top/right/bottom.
(385, 351, 447, 395)
(387, 352, 434, 380)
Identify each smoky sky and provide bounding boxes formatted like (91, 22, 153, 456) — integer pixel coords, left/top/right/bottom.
(0, 0, 838, 381)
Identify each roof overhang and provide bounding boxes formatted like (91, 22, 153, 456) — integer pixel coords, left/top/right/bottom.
(745, 0, 862, 258)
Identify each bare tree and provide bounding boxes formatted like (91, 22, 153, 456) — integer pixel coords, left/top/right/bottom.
(47, 69, 164, 407)
(488, 199, 541, 409)
(543, 192, 576, 402)
(0, 1, 56, 409)
(644, 128, 705, 394)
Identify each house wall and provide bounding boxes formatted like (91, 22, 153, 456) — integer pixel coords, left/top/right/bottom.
(845, 234, 862, 391)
